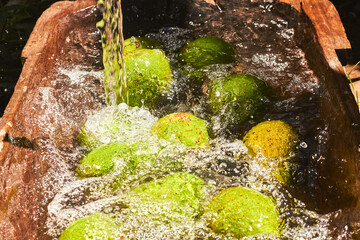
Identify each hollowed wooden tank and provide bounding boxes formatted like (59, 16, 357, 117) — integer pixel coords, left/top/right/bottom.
(1, 0, 360, 239)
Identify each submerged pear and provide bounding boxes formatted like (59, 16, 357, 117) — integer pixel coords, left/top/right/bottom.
(76, 142, 150, 178)
(76, 140, 181, 181)
(206, 187, 281, 238)
(129, 172, 206, 218)
(178, 36, 236, 69)
(178, 36, 236, 85)
(125, 48, 172, 108)
(208, 74, 272, 126)
(243, 120, 298, 185)
(59, 213, 121, 240)
(76, 143, 120, 177)
(151, 112, 210, 148)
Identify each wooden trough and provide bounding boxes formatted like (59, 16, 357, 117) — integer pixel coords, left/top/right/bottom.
(1, 0, 360, 238)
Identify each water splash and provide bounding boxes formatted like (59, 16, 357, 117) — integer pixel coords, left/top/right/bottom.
(37, 2, 351, 237)
(45, 122, 333, 238)
(96, 0, 128, 105)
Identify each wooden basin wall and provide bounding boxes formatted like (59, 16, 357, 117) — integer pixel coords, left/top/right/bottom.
(0, 0, 359, 239)
(0, 1, 101, 239)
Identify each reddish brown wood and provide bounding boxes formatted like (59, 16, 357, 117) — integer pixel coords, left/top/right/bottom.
(0, 1, 97, 239)
(0, 0, 97, 159)
(204, 0, 215, 4)
(292, 0, 360, 214)
(280, 0, 351, 61)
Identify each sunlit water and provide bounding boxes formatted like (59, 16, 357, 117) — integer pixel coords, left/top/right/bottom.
(32, 26, 343, 239)
(97, 0, 128, 105)
(43, 104, 332, 239)
(26, 1, 354, 239)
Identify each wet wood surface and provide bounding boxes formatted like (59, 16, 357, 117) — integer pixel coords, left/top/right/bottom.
(0, 0, 97, 156)
(280, 0, 351, 70)
(281, 0, 360, 102)
(0, 1, 98, 239)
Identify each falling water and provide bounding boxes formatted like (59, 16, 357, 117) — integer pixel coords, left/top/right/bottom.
(96, 0, 128, 105)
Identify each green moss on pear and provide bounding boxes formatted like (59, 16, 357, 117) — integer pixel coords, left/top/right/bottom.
(129, 172, 206, 218)
(125, 49, 172, 107)
(209, 74, 272, 125)
(206, 187, 280, 238)
(59, 213, 121, 240)
(76, 141, 185, 199)
(151, 112, 210, 148)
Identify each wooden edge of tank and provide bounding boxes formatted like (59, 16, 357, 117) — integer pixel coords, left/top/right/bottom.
(0, 0, 97, 161)
(282, 0, 351, 72)
(280, 0, 360, 113)
(348, 65, 360, 106)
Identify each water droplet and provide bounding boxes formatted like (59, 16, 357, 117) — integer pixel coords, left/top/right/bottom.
(300, 141, 308, 148)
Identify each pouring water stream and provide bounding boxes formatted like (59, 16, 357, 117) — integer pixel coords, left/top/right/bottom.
(97, 0, 128, 105)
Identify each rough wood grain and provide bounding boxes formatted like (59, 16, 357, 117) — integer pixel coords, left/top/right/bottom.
(282, 0, 360, 109)
(0, 0, 97, 159)
(279, 0, 351, 57)
(0, 1, 98, 239)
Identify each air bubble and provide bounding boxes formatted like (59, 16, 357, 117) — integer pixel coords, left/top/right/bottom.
(300, 141, 308, 148)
